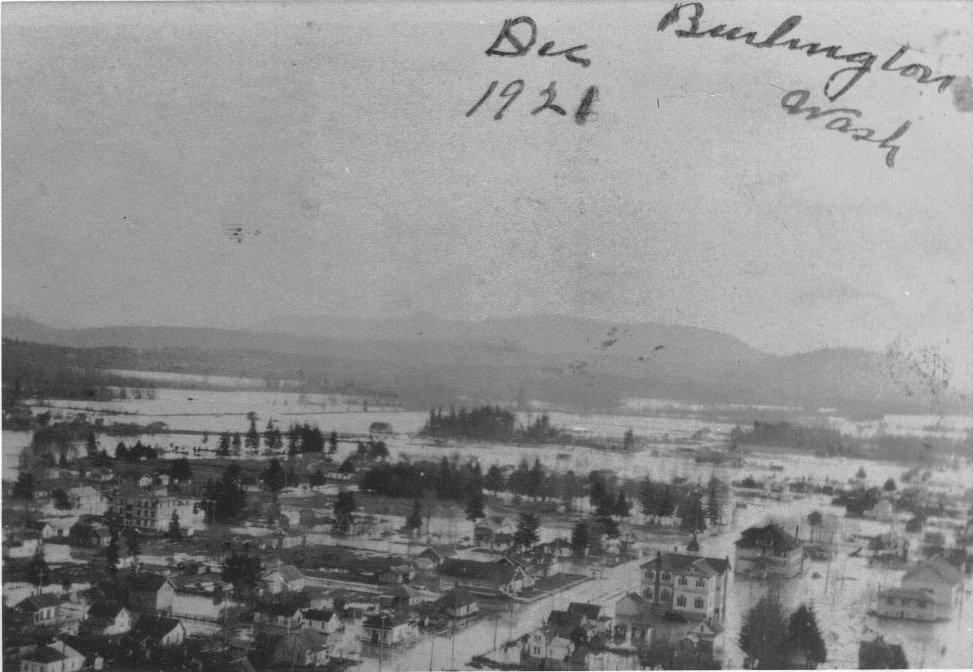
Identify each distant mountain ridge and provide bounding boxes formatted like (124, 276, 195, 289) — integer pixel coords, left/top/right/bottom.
(1, 313, 958, 416)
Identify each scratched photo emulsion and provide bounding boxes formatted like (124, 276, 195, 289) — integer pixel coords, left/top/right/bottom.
(1, 1, 970, 671)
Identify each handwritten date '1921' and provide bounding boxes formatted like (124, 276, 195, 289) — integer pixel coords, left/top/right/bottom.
(466, 80, 599, 124)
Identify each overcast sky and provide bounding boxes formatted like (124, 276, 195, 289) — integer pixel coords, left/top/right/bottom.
(2, 1, 971, 379)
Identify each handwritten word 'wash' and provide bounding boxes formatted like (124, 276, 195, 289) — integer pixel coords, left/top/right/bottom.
(467, 17, 599, 125)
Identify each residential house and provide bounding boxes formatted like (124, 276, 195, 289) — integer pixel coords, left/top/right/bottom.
(417, 547, 449, 568)
(16, 594, 62, 626)
(302, 609, 341, 634)
(18, 642, 85, 672)
(522, 627, 590, 671)
(378, 564, 414, 585)
(26, 521, 56, 540)
(473, 517, 514, 547)
(874, 587, 940, 621)
(128, 573, 176, 614)
(273, 629, 332, 667)
(81, 602, 132, 636)
(901, 557, 961, 611)
(68, 521, 111, 548)
(253, 601, 306, 629)
(369, 422, 393, 434)
(359, 612, 418, 647)
(639, 551, 731, 621)
(67, 486, 106, 515)
(865, 500, 895, 521)
(435, 589, 478, 620)
(438, 558, 528, 595)
(127, 614, 186, 648)
(568, 602, 611, 636)
(537, 538, 574, 559)
(259, 564, 306, 595)
(681, 619, 725, 658)
(734, 524, 803, 578)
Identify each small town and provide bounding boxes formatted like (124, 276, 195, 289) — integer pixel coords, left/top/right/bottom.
(2, 1, 971, 670)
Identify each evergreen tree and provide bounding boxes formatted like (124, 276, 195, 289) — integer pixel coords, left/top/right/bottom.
(201, 464, 249, 524)
(167, 512, 182, 541)
(638, 476, 656, 518)
(658, 485, 675, 518)
(787, 604, 827, 668)
(623, 427, 635, 452)
(333, 490, 356, 534)
(328, 431, 339, 454)
(261, 459, 286, 499)
(105, 525, 120, 578)
(738, 597, 789, 669)
(13, 472, 35, 510)
(526, 459, 545, 500)
(232, 433, 242, 454)
(465, 463, 486, 522)
(124, 527, 141, 565)
(216, 432, 231, 457)
(571, 521, 589, 557)
(485, 464, 506, 492)
(286, 467, 299, 487)
(287, 424, 301, 454)
(115, 441, 129, 461)
(406, 499, 423, 531)
(26, 544, 51, 593)
(883, 477, 897, 492)
(681, 488, 707, 532)
(221, 553, 262, 601)
(86, 433, 98, 457)
(245, 415, 261, 454)
(52, 488, 72, 511)
(856, 466, 867, 480)
(170, 456, 193, 482)
(589, 472, 610, 511)
(706, 478, 722, 526)
(602, 515, 620, 539)
(514, 512, 540, 549)
(339, 457, 356, 474)
(613, 490, 631, 517)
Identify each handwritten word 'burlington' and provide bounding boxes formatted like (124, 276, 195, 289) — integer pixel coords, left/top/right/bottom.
(658, 2, 957, 101)
(781, 89, 911, 167)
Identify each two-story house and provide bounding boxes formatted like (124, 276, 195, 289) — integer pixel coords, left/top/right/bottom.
(435, 589, 479, 620)
(734, 524, 803, 578)
(82, 602, 132, 636)
(274, 629, 332, 667)
(874, 587, 940, 621)
(900, 557, 961, 612)
(639, 551, 730, 621)
(15, 594, 62, 626)
(18, 642, 85, 672)
(359, 612, 418, 646)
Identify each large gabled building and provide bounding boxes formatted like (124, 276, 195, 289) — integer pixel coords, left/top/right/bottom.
(639, 551, 730, 622)
(106, 486, 178, 532)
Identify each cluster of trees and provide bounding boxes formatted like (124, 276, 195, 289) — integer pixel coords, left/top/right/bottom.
(421, 406, 566, 444)
(360, 457, 481, 502)
(739, 599, 827, 669)
(286, 424, 337, 455)
(731, 421, 852, 457)
(199, 464, 249, 524)
(638, 476, 723, 531)
(114, 440, 158, 462)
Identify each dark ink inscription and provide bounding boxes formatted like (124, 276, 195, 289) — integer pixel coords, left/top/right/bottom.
(781, 90, 911, 167)
(468, 80, 598, 122)
(486, 16, 591, 68)
(658, 2, 956, 101)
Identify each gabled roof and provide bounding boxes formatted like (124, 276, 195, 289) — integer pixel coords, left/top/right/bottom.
(547, 610, 585, 629)
(640, 552, 729, 577)
(132, 572, 173, 593)
(87, 601, 128, 619)
(567, 602, 601, 620)
(436, 589, 478, 610)
(302, 609, 337, 622)
(362, 611, 413, 629)
(879, 587, 933, 602)
(278, 628, 330, 652)
(440, 558, 517, 584)
(902, 557, 962, 586)
(130, 614, 183, 641)
(735, 524, 800, 552)
(255, 601, 305, 617)
(17, 593, 62, 611)
(263, 564, 305, 583)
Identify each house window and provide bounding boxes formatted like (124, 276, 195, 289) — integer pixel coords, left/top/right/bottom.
(695, 597, 705, 609)
(676, 595, 687, 607)
(647, 570, 655, 579)
(696, 578, 706, 587)
(677, 576, 687, 586)
(643, 588, 653, 599)
(661, 590, 671, 601)
(661, 572, 671, 582)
